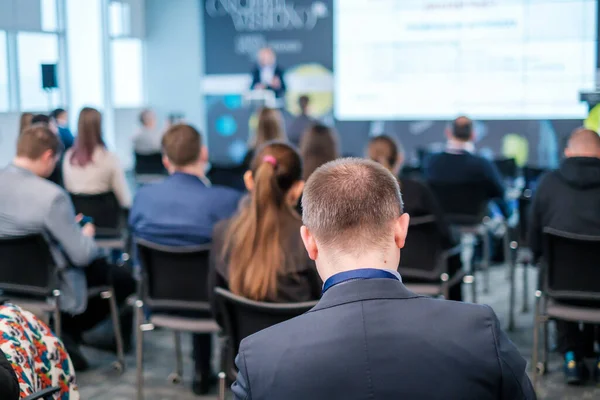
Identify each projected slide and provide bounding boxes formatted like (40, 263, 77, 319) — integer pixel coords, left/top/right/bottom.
(334, 0, 598, 120)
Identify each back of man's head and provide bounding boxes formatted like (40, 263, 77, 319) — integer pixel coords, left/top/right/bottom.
(161, 124, 203, 168)
(302, 158, 404, 255)
(450, 116, 473, 142)
(565, 128, 600, 158)
(31, 114, 50, 125)
(17, 124, 62, 160)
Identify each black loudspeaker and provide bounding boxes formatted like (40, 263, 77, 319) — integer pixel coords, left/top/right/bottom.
(41, 64, 58, 89)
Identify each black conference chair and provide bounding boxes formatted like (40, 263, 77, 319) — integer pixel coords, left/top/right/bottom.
(24, 387, 61, 400)
(0, 235, 61, 335)
(532, 228, 600, 389)
(399, 216, 465, 299)
(494, 158, 518, 181)
(214, 288, 318, 387)
(0, 235, 126, 372)
(134, 153, 167, 185)
(69, 192, 128, 252)
(135, 239, 220, 400)
(428, 182, 494, 302)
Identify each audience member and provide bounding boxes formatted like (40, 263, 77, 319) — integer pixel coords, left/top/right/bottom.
(0, 303, 79, 398)
(529, 127, 600, 384)
(129, 124, 242, 395)
(50, 108, 75, 150)
(288, 95, 315, 146)
(132, 108, 163, 155)
(209, 141, 321, 306)
(0, 124, 135, 370)
(250, 47, 286, 98)
(424, 116, 508, 216)
(300, 123, 339, 181)
(18, 112, 33, 134)
(62, 107, 132, 208)
(242, 107, 286, 169)
(0, 351, 18, 400)
(30, 114, 63, 186)
(231, 158, 534, 400)
(367, 135, 462, 301)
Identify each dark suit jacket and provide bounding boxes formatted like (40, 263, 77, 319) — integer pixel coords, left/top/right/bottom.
(0, 351, 18, 400)
(424, 151, 509, 217)
(232, 278, 535, 400)
(250, 65, 286, 98)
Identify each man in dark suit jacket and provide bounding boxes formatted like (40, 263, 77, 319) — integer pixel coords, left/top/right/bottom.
(529, 128, 600, 384)
(231, 158, 535, 400)
(424, 116, 508, 217)
(129, 124, 241, 395)
(250, 47, 286, 98)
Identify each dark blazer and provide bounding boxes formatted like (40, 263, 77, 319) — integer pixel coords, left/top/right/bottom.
(529, 157, 600, 259)
(208, 208, 321, 317)
(424, 150, 509, 216)
(0, 351, 18, 400)
(250, 65, 286, 98)
(232, 278, 535, 400)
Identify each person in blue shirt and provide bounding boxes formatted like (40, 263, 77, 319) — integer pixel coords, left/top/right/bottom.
(50, 108, 75, 150)
(129, 123, 242, 395)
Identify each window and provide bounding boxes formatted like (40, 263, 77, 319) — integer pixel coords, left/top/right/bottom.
(17, 32, 60, 110)
(109, 1, 131, 37)
(41, 0, 58, 32)
(0, 31, 8, 111)
(111, 38, 143, 107)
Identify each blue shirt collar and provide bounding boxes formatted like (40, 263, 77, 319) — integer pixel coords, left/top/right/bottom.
(322, 268, 402, 294)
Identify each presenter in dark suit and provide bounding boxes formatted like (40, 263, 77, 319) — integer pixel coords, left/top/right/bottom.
(231, 158, 535, 400)
(250, 47, 286, 98)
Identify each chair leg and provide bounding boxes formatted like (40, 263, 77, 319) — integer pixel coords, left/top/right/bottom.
(532, 292, 541, 391)
(218, 371, 227, 400)
(521, 263, 530, 313)
(168, 332, 183, 384)
(103, 289, 125, 372)
(482, 232, 490, 294)
(135, 301, 145, 400)
(53, 307, 61, 338)
(507, 241, 518, 332)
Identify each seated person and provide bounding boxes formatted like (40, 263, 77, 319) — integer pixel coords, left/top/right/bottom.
(0, 303, 79, 399)
(300, 123, 340, 181)
(529, 127, 600, 385)
(242, 107, 287, 170)
(0, 125, 135, 370)
(287, 95, 315, 147)
(0, 351, 18, 400)
(367, 135, 462, 301)
(231, 158, 534, 400)
(209, 141, 321, 308)
(132, 108, 163, 156)
(50, 108, 75, 150)
(31, 114, 63, 186)
(423, 116, 508, 217)
(62, 107, 132, 209)
(129, 124, 242, 395)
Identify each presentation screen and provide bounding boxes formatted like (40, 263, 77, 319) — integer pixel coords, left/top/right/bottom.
(334, 0, 598, 120)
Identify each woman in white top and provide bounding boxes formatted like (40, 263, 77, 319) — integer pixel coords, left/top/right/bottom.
(63, 107, 132, 208)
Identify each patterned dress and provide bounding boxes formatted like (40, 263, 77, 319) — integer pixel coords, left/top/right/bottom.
(0, 304, 79, 399)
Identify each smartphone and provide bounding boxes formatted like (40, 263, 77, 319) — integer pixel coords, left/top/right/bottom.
(78, 216, 94, 227)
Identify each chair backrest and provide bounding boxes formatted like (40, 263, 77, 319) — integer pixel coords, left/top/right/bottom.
(428, 181, 490, 225)
(214, 287, 317, 365)
(69, 192, 121, 231)
(0, 235, 57, 297)
(398, 216, 445, 280)
(136, 239, 212, 311)
(494, 158, 517, 180)
(523, 166, 546, 190)
(543, 228, 600, 301)
(134, 153, 167, 175)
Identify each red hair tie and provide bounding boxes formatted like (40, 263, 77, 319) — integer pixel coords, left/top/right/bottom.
(263, 155, 277, 167)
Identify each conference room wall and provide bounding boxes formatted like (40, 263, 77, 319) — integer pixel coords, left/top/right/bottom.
(0, 109, 141, 170)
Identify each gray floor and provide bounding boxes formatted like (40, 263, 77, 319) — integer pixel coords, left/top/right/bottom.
(76, 264, 600, 399)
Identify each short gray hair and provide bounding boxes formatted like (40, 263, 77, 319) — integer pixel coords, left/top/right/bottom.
(302, 158, 403, 252)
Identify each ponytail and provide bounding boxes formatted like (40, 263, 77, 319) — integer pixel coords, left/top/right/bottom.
(224, 143, 302, 301)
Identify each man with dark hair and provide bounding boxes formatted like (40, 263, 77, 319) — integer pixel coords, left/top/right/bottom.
(132, 108, 163, 155)
(287, 94, 315, 147)
(424, 115, 508, 216)
(0, 125, 136, 370)
(529, 127, 600, 384)
(231, 158, 534, 400)
(129, 123, 241, 395)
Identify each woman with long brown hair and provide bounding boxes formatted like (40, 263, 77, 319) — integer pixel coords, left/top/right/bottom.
(300, 123, 339, 181)
(367, 135, 462, 301)
(62, 107, 131, 208)
(210, 141, 321, 304)
(242, 108, 287, 168)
